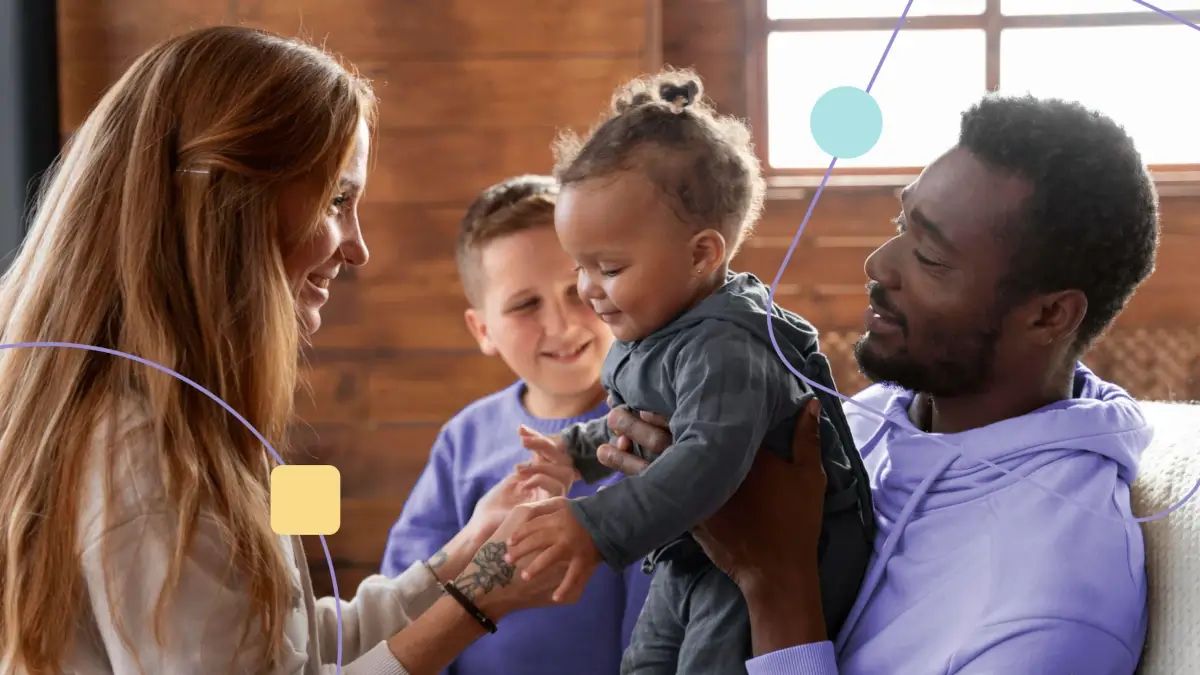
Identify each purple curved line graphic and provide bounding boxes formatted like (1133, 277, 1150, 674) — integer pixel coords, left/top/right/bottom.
(0, 341, 346, 672)
(12, 3, 1199, 671)
(763, 0, 1200, 525)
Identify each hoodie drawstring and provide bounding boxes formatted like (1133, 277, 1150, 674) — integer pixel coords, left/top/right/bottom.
(834, 444, 960, 654)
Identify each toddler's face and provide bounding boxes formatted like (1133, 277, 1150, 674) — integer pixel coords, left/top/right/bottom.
(555, 171, 709, 342)
(465, 226, 613, 402)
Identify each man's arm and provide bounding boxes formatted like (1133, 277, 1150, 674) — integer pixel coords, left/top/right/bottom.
(947, 619, 1140, 674)
(742, 580, 838, 675)
(744, 614, 1142, 674)
(570, 330, 781, 569)
(596, 396, 842, 674)
(381, 429, 461, 577)
(746, 644, 839, 675)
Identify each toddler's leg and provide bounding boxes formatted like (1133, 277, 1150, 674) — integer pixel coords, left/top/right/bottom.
(620, 560, 688, 675)
(675, 562, 753, 675)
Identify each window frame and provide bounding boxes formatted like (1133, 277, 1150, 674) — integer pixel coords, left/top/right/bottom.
(745, 0, 1200, 191)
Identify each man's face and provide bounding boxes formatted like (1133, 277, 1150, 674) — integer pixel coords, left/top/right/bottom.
(854, 146, 1033, 398)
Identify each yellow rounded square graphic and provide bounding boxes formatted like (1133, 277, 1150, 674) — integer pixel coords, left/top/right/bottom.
(270, 465, 341, 535)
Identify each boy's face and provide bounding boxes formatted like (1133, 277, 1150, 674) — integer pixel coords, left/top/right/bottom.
(555, 171, 722, 342)
(464, 225, 613, 403)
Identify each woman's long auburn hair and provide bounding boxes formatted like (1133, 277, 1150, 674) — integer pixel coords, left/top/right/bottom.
(0, 26, 376, 674)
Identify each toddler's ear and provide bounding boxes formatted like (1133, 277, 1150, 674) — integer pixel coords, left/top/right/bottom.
(689, 229, 727, 276)
(463, 308, 498, 356)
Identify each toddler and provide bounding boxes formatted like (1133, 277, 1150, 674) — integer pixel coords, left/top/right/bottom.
(508, 70, 875, 675)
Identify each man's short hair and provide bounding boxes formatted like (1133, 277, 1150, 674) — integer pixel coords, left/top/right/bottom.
(959, 93, 1160, 350)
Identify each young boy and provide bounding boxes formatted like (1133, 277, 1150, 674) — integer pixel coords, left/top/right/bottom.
(506, 72, 876, 674)
(380, 175, 652, 675)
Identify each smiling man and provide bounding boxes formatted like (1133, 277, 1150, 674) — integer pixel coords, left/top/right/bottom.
(597, 92, 1163, 675)
(810, 93, 1161, 674)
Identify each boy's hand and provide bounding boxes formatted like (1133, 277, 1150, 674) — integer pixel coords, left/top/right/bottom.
(466, 461, 580, 542)
(504, 497, 601, 603)
(518, 425, 574, 468)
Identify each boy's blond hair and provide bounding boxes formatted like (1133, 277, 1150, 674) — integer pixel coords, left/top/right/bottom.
(456, 175, 559, 306)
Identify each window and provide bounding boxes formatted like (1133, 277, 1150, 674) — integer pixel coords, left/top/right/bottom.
(753, 0, 1200, 177)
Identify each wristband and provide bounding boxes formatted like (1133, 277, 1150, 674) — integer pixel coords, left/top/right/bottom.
(442, 580, 499, 634)
(421, 559, 442, 584)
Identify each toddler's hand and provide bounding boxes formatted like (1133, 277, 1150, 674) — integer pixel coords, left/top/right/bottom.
(505, 497, 601, 603)
(518, 425, 573, 468)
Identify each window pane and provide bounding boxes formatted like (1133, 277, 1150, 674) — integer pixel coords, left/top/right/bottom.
(767, 30, 986, 169)
(1001, 26, 1200, 165)
(769, 0, 984, 19)
(1002, 0, 1200, 15)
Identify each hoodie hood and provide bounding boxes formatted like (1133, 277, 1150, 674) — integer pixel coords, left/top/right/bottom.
(848, 362, 1151, 500)
(652, 271, 820, 361)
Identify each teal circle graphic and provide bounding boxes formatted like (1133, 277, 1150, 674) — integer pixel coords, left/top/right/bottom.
(769, 0, 1196, 530)
(809, 86, 883, 159)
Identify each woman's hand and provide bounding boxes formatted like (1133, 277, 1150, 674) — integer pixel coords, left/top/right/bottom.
(386, 502, 582, 674)
(451, 502, 586, 621)
(428, 461, 580, 584)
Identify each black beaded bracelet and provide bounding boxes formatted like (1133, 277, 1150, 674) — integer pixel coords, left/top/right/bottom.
(442, 580, 498, 634)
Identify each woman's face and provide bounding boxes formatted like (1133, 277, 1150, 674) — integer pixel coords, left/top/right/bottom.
(279, 118, 372, 335)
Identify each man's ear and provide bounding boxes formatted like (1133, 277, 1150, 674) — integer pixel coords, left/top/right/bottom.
(1022, 289, 1087, 347)
(464, 308, 498, 356)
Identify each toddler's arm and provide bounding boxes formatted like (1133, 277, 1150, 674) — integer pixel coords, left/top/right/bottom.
(561, 416, 618, 483)
(569, 327, 786, 570)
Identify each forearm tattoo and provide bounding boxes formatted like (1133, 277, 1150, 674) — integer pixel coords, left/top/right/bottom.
(428, 550, 449, 571)
(452, 542, 516, 601)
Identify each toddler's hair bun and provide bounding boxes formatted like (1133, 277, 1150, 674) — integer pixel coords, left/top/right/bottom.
(659, 80, 700, 108)
(610, 71, 705, 115)
(614, 90, 657, 114)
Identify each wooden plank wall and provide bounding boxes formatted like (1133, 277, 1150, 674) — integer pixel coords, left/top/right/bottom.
(57, 0, 660, 597)
(58, 0, 1198, 599)
(661, 0, 1200, 399)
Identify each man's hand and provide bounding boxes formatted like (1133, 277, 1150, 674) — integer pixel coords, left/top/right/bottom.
(594, 395, 832, 652)
(692, 399, 826, 591)
(595, 400, 671, 476)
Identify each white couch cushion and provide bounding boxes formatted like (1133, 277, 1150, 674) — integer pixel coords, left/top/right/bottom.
(1132, 401, 1200, 675)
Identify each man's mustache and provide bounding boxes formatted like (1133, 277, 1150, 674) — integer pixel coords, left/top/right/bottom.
(866, 282, 907, 328)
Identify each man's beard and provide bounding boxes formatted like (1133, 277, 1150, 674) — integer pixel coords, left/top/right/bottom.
(854, 321, 1002, 398)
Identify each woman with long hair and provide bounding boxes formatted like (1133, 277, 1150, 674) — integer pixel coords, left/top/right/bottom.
(0, 25, 577, 675)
